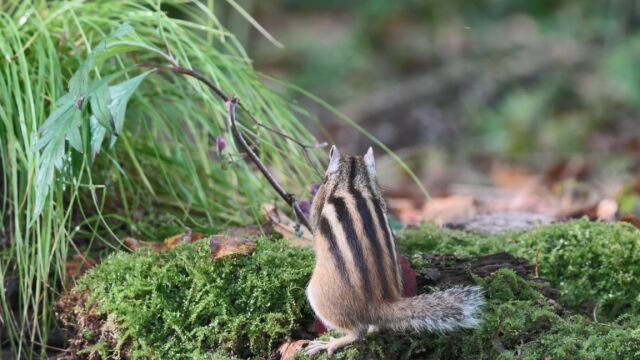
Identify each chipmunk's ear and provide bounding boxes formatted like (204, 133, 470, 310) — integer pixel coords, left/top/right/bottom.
(328, 145, 341, 174)
(364, 147, 376, 176)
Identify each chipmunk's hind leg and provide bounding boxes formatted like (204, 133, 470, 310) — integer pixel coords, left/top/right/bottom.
(304, 328, 366, 357)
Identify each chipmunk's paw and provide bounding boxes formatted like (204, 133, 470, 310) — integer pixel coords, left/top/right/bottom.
(304, 337, 337, 357)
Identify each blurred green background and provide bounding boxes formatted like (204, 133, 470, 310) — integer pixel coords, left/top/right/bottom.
(224, 0, 640, 175)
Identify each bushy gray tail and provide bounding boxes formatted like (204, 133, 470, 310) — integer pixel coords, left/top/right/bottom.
(380, 286, 484, 332)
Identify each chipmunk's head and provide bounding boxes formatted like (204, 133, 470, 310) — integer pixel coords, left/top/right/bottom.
(311, 145, 386, 231)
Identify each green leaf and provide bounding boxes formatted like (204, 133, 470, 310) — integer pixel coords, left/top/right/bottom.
(34, 105, 82, 216)
(108, 70, 153, 145)
(90, 80, 113, 130)
(67, 22, 134, 100)
(34, 22, 146, 217)
(89, 115, 107, 160)
(110, 22, 134, 38)
(68, 54, 94, 100)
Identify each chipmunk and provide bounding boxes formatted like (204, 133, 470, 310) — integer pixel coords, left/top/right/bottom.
(304, 146, 484, 356)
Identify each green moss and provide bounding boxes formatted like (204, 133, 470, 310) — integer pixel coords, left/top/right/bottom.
(299, 269, 640, 360)
(67, 219, 640, 359)
(398, 219, 640, 320)
(76, 238, 314, 359)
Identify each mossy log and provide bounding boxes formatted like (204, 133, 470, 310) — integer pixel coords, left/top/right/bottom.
(414, 252, 561, 302)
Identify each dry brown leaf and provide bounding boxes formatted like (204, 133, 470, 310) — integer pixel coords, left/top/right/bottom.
(620, 215, 640, 230)
(276, 339, 309, 360)
(263, 204, 313, 247)
(422, 196, 476, 225)
(163, 228, 204, 249)
(491, 163, 538, 189)
(543, 159, 590, 186)
(227, 224, 268, 238)
(209, 235, 256, 259)
(125, 228, 204, 252)
(65, 254, 98, 286)
(124, 237, 165, 251)
(387, 198, 424, 226)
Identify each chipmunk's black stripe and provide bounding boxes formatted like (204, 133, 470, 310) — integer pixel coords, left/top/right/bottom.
(348, 160, 393, 299)
(331, 196, 371, 293)
(319, 215, 350, 284)
(348, 157, 358, 188)
(367, 182, 400, 287)
(353, 191, 393, 299)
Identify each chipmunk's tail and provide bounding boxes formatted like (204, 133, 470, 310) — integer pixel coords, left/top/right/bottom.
(380, 286, 484, 332)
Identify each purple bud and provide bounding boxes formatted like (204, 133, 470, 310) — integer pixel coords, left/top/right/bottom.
(311, 183, 321, 196)
(298, 200, 311, 219)
(216, 136, 227, 154)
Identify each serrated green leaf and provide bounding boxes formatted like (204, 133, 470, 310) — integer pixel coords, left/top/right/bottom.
(68, 54, 94, 99)
(90, 80, 113, 130)
(90, 114, 107, 161)
(67, 127, 83, 152)
(36, 102, 74, 151)
(94, 43, 144, 67)
(34, 107, 82, 217)
(108, 70, 153, 144)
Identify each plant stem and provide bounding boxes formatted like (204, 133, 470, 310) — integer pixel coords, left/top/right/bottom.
(226, 97, 312, 231)
(149, 62, 314, 231)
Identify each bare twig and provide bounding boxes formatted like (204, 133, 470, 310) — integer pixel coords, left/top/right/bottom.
(534, 249, 541, 279)
(226, 97, 312, 231)
(139, 62, 317, 231)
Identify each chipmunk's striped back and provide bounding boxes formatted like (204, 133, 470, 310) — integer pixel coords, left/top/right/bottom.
(305, 146, 484, 357)
(310, 148, 402, 306)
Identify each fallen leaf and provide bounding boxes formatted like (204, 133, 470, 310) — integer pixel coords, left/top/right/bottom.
(422, 196, 476, 225)
(277, 339, 309, 360)
(163, 228, 204, 248)
(209, 235, 256, 259)
(263, 204, 313, 247)
(543, 159, 590, 186)
(491, 163, 537, 189)
(125, 228, 204, 252)
(227, 224, 269, 238)
(124, 237, 165, 251)
(620, 215, 640, 230)
(65, 254, 98, 286)
(387, 198, 424, 226)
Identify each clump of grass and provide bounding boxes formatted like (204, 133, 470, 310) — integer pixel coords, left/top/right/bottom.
(1, 1, 325, 355)
(397, 219, 640, 320)
(63, 237, 314, 358)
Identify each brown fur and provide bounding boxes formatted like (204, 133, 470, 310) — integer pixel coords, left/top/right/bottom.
(304, 147, 484, 357)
